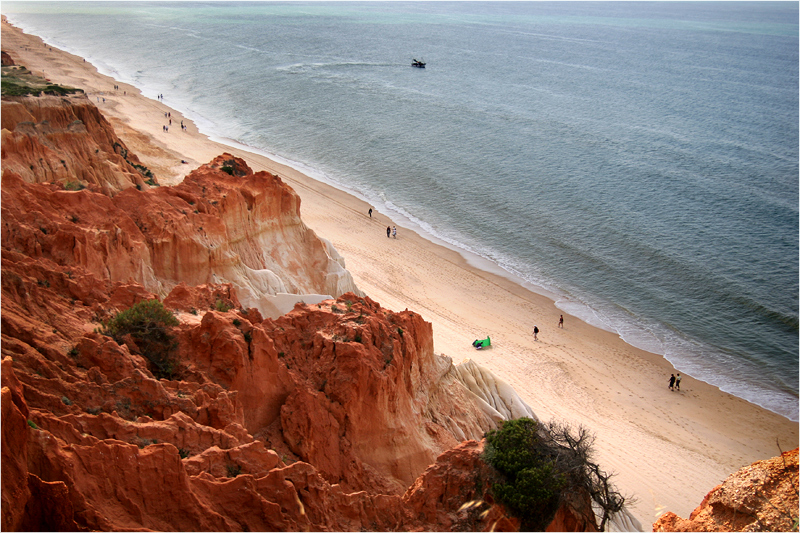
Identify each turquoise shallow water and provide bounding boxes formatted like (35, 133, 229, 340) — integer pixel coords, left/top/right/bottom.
(5, 1, 798, 420)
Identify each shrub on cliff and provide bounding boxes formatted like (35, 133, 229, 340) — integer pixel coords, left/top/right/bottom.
(1, 65, 83, 96)
(104, 299, 179, 379)
(484, 418, 565, 531)
(483, 417, 625, 532)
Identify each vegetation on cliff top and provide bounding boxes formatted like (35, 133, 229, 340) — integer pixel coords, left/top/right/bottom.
(1, 64, 83, 96)
(483, 417, 626, 531)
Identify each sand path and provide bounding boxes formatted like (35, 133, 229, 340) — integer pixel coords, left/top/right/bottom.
(3, 18, 796, 530)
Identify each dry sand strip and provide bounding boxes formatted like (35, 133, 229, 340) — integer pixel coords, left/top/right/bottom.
(3, 17, 796, 530)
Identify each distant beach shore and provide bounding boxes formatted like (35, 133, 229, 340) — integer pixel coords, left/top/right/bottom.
(3, 16, 796, 529)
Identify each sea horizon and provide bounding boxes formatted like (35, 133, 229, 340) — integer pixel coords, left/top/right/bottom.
(3, 1, 798, 421)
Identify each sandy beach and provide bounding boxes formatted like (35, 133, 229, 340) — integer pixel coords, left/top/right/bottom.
(3, 18, 797, 529)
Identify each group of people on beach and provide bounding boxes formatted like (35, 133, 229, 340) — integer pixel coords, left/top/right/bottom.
(668, 373, 682, 391)
(160, 110, 187, 133)
(532, 315, 564, 341)
(368, 208, 397, 238)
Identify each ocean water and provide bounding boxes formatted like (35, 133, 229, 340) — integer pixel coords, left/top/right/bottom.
(4, 2, 798, 421)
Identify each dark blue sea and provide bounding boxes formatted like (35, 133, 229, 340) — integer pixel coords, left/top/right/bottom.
(5, 2, 798, 420)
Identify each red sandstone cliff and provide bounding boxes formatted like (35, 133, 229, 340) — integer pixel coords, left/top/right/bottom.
(653, 448, 799, 532)
(2, 91, 359, 305)
(2, 152, 359, 310)
(0, 251, 512, 530)
(2, 94, 148, 194)
(1, 90, 521, 531)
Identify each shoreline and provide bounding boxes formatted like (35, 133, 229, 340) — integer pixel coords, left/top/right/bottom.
(2, 17, 797, 530)
(164, 118, 800, 424)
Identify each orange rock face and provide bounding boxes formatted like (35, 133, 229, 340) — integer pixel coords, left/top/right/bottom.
(1, 94, 148, 194)
(2, 148, 359, 308)
(403, 439, 519, 531)
(653, 448, 799, 532)
(0, 281, 501, 531)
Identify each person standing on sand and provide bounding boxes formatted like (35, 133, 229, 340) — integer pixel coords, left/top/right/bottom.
(392, 226, 397, 239)
(533, 325, 539, 341)
(558, 315, 564, 328)
(387, 226, 391, 238)
(669, 374, 676, 390)
(675, 373, 681, 391)
(368, 208, 372, 218)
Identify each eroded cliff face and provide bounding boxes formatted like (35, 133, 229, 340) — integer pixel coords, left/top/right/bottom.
(0, 285, 510, 531)
(3, 136, 360, 312)
(653, 448, 799, 532)
(1, 91, 535, 531)
(1, 192, 510, 531)
(1, 94, 148, 194)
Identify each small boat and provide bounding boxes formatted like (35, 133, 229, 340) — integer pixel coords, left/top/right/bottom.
(411, 58, 426, 68)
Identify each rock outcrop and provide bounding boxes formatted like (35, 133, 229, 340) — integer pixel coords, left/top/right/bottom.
(653, 448, 799, 532)
(2, 93, 148, 194)
(2, 50, 15, 66)
(109, 152, 361, 304)
(0, 280, 509, 531)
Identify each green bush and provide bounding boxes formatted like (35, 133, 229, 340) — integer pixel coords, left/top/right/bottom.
(104, 300, 179, 379)
(214, 299, 232, 312)
(484, 418, 564, 531)
(484, 417, 626, 532)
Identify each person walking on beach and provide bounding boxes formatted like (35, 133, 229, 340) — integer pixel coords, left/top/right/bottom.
(668, 374, 676, 391)
(387, 226, 391, 238)
(533, 325, 539, 341)
(368, 208, 372, 218)
(558, 315, 564, 328)
(675, 373, 681, 391)
(392, 226, 397, 239)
